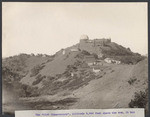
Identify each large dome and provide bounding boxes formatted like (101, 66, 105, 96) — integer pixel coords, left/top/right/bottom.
(80, 35, 89, 40)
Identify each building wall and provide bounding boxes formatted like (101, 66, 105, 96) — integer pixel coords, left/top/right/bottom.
(93, 39, 104, 46)
(79, 38, 111, 55)
(79, 39, 94, 53)
(93, 39, 111, 47)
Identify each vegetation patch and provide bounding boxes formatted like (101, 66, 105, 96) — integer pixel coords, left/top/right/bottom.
(128, 77, 137, 85)
(32, 74, 46, 85)
(129, 89, 148, 112)
(30, 64, 45, 77)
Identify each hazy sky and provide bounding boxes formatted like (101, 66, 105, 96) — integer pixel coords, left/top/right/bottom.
(2, 2, 148, 57)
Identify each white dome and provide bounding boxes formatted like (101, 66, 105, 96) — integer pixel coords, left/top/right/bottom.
(80, 35, 89, 40)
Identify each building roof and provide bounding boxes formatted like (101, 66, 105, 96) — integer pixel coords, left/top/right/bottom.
(80, 35, 89, 40)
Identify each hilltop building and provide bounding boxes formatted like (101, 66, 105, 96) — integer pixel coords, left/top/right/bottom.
(104, 58, 121, 64)
(79, 35, 111, 47)
(80, 35, 89, 40)
(67, 35, 111, 58)
(78, 35, 111, 57)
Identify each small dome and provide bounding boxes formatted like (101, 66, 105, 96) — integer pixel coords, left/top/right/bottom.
(80, 35, 89, 40)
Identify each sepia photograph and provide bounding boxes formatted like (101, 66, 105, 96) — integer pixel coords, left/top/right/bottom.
(2, 2, 148, 116)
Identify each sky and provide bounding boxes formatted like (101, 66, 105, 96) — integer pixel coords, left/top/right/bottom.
(2, 2, 148, 57)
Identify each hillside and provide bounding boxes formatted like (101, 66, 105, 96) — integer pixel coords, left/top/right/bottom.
(2, 38, 147, 115)
(70, 58, 148, 109)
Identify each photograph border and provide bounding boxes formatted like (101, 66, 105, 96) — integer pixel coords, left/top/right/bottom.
(0, 0, 149, 117)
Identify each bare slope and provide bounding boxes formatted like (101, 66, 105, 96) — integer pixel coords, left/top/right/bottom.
(69, 59, 148, 109)
(40, 50, 80, 76)
(14, 58, 148, 112)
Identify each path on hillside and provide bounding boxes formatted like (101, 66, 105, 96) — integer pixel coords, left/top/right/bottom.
(69, 64, 135, 109)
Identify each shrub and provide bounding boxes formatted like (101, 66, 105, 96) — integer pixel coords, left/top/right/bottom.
(129, 89, 148, 109)
(128, 77, 137, 85)
(81, 50, 91, 55)
(32, 74, 46, 85)
(47, 76, 55, 81)
(30, 65, 45, 77)
(13, 83, 40, 97)
(64, 54, 69, 60)
(46, 59, 53, 63)
(93, 53, 99, 59)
